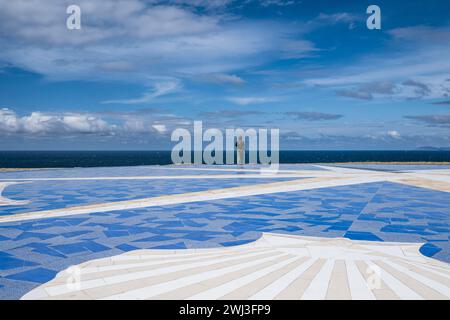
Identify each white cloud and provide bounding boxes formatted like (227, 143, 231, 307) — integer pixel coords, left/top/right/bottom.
(0, 0, 316, 82)
(315, 12, 356, 24)
(152, 124, 167, 133)
(0, 108, 20, 132)
(387, 130, 401, 139)
(308, 12, 361, 30)
(0, 1, 219, 45)
(336, 82, 398, 100)
(153, 0, 234, 10)
(99, 61, 135, 72)
(227, 96, 279, 105)
(280, 40, 317, 59)
(304, 45, 450, 101)
(0, 108, 113, 135)
(388, 26, 450, 44)
(0, 108, 182, 138)
(61, 115, 111, 133)
(198, 73, 245, 85)
(123, 118, 147, 133)
(298, 25, 450, 103)
(102, 79, 181, 104)
(258, 0, 296, 7)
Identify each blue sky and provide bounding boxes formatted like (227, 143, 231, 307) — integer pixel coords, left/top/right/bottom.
(0, 0, 450, 150)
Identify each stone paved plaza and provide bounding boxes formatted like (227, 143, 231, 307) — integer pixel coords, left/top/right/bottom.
(1, 164, 449, 299)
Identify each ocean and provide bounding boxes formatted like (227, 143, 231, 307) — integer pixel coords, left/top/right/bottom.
(1, 151, 450, 168)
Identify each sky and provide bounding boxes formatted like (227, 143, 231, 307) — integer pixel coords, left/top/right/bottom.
(0, 0, 450, 150)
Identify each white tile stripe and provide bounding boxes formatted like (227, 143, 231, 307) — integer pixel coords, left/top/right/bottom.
(301, 259, 335, 300)
(383, 260, 450, 297)
(0, 182, 30, 206)
(109, 251, 229, 262)
(44, 250, 277, 297)
(102, 253, 290, 300)
(415, 262, 450, 277)
(108, 246, 262, 262)
(162, 167, 316, 174)
(249, 258, 318, 300)
(345, 260, 376, 300)
(81, 247, 269, 275)
(0, 174, 311, 182)
(367, 262, 423, 300)
(188, 256, 300, 300)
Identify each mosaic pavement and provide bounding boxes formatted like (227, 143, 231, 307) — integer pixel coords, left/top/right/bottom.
(0, 164, 449, 300)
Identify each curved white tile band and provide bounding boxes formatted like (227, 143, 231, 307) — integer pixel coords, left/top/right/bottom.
(22, 233, 450, 300)
(0, 182, 30, 206)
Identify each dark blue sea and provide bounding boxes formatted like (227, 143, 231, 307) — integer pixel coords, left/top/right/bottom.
(1, 151, 450, 168)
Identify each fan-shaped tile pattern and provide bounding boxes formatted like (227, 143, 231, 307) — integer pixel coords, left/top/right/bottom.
(22, 233, 450, 300)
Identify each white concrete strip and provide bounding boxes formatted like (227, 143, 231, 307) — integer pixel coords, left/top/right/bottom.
(314, 165, 390, 175)
(368, 261, 423, 300)
(0, 182, 30, 206)
(301, 259, 335, 300)
(81, 247, 269, 275)
(249, 258, 317, 300)
(107, 246, 262, 262)
(403, 173, 450, 184)
(163, 166, 319, 174)
(414, 263, 450, 278)
(383, 260, 450, 297)
(0, 174, 313, 182)
(44, 250, 276, 297)
(103, 254, 289, 300)
(346, 260, 376, 300)
(188, 256, 300, 300)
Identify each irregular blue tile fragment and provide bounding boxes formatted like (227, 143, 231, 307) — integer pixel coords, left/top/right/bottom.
(6, 268, 56, 283)
(344, 231, 383, 241)
(116, 244, 139, 251)
(419, 243, 442, 257)
(221, 239, 256, 247)
(0, 255, 38, 270)
(151, 242, 186, 249)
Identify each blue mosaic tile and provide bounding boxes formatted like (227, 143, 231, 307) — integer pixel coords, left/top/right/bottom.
(116, 244, 139, 251)
(381, 225, 435, 236)
(82, 241, 110, 253)
(132, 235, 173, 242)
(344, 231, 383, 241)
(5, 268, 56, 283)
(0, 252, 38, 271)
(104, 230, 130, 238)
(221, 239, 256, 246)
(14, 232, 58, 241)
(419, 243, 442, 257)
(60, 231, 91, 238)
(151, 242, 186, 249)
(51, 243, 88, 255)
